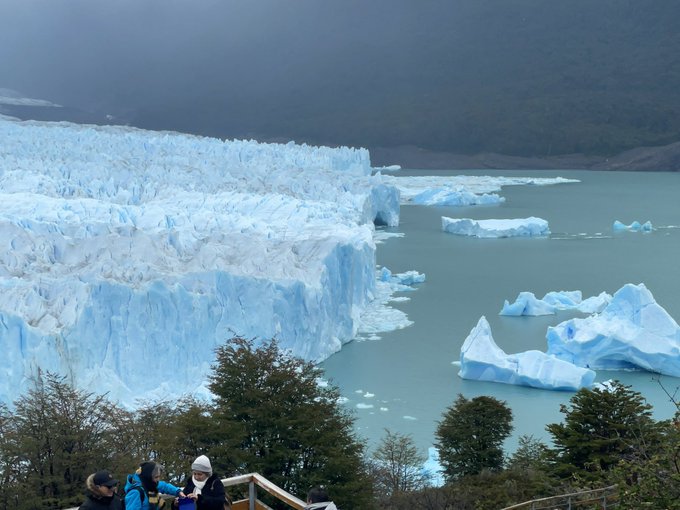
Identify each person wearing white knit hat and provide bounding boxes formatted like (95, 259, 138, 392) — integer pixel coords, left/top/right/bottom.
(191, 455, 212, 476)
(177, 455, 230, 510)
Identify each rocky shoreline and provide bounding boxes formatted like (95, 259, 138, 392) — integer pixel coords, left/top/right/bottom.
(370, 142, 680, 172)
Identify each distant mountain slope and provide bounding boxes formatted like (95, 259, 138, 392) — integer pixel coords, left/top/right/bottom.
(3, 1, 679, 167)
(132, 0, 680, 161)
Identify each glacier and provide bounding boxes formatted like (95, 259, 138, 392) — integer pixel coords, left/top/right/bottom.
(458, 316, 595, 391)
(0, 117, 595, 406)
(547, 283, 680, 376)
(441, 216, 550, 238)
(0, 118, 401, 405)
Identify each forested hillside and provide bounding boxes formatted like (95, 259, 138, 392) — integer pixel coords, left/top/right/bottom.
(3, 0, 679, 163)
(134, 1, 680, 159)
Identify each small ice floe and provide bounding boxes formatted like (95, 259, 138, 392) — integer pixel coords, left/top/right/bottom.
(442, 216, 550, 238)
(613, 220, 653, 232)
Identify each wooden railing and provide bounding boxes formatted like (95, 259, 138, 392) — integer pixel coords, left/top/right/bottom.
(223, 473, 306, 510)
(500, 485, 619, 510)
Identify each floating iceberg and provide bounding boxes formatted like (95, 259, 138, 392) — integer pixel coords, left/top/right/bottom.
(613, 220, 653, 232)
(0, 118, 402, 405)
(411, 188, 503, 206)
(442, 216, 550, 238)
(500, 290, 611, 316)
(459, 316, 595, 391)
(382, 174, 579, 205)
(547, 283, 680, 376)
(378, 267, 426, 286)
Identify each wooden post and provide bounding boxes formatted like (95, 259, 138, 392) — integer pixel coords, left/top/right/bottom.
(249, 480, 256, 510)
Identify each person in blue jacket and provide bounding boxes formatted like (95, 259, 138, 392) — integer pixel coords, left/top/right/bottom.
(124, 461, 186, 510)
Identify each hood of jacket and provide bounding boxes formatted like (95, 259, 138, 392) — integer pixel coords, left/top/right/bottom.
(124, 472, 143, 493)
(306, 503, 337, 510)
(85, 473, 113, 500)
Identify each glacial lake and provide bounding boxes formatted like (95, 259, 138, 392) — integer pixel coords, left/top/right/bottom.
(321, 169, 680, 457)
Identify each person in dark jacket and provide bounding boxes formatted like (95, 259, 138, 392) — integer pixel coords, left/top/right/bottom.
(125, 461, 185, 510)
(304, 486, 337, 510)
(79, 470, 124, 510)
(178, 455, 228, 510)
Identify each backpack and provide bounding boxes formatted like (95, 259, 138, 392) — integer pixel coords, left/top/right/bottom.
(121, 484, 146, 510)
(209, 477, 232, 510)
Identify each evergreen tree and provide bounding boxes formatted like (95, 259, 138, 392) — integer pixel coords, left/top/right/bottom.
(435, 394, 513, 481)
(207, 337, 373, 509)
(0, 372, 132, 510)
(126, 397, 216, 485)
(612, 378, 680, 508)
(506, 435, 551, 472)
(546, 380, 662, 479)
(370, 429, 428, 497)
(612, 413, 680, 509)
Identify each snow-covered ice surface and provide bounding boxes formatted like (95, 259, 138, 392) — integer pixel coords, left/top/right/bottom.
(0, 88, 62, 108)
(442, 216, 550, 238)
(459, 316, 596, 391)
(0, 118, 401, 405)
(0, 117, 612, 407)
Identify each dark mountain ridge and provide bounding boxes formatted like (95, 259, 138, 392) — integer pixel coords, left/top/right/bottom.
(4, 0, 680, 170)
(127, 1, 680, 169)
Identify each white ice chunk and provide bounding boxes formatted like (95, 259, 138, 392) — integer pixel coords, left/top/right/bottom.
(424, 447, 445, 487)
(613, 220, 653, 232)
(378, 267, 426, 286)
(383, 174, 578, 205)
(500, 290, 612, 316)
(411, 188, 504, 206)
(547, 283, 680, 376)
(459, 316, 595, 391)
(442, 216, 550, 238)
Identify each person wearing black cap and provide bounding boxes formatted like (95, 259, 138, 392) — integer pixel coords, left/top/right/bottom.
(79, 470, 123, 509)
(124, 461, 185, 510)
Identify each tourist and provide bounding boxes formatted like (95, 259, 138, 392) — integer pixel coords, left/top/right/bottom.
(124, 461, 185, 510)
(178, 455, 230, 510)
(304, 486, 337, 510)
(79, 470, 123, 510)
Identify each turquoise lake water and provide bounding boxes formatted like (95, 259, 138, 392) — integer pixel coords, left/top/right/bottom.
(321, 169, 680, 457)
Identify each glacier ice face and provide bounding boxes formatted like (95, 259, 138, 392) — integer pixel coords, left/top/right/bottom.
(547, 283, 680, 376)
(442, 216, 550, 238)
(0, 119, 401, 405)
(458, 316, 596, 391)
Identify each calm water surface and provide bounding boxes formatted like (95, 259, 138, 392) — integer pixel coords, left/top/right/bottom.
(321, 169, 680, 456)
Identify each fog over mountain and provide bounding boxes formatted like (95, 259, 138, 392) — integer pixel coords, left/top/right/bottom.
(2, 0, 680, 168)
